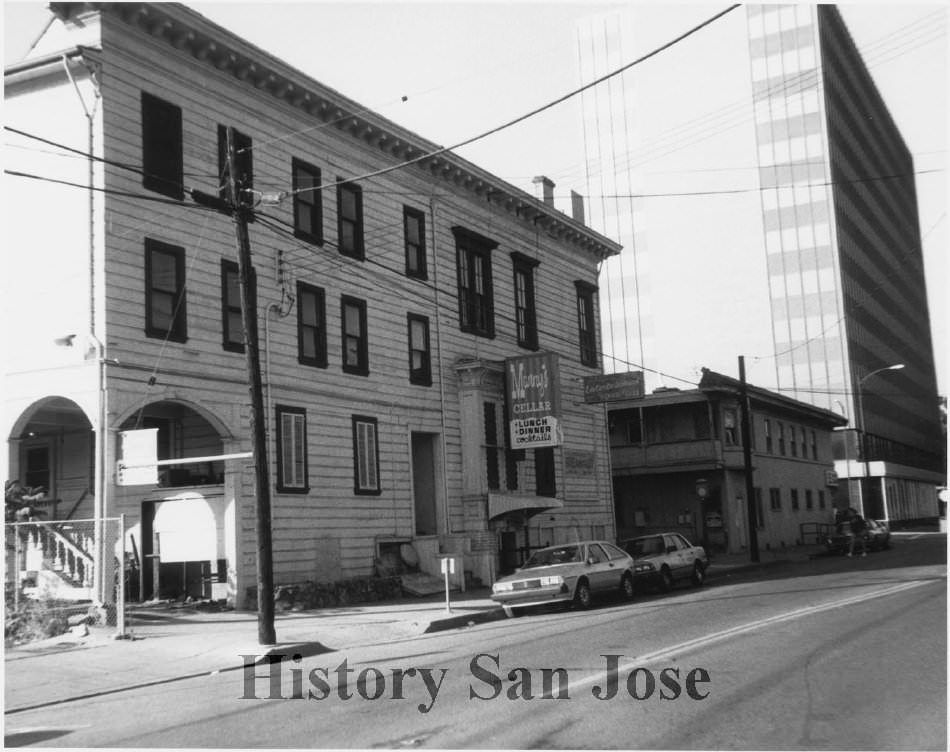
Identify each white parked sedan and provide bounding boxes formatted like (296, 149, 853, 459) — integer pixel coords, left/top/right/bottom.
(491, 540, 636, 616)
(621, 533, 709, 592)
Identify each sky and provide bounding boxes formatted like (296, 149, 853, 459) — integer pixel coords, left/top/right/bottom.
(3, 1, 947, 393)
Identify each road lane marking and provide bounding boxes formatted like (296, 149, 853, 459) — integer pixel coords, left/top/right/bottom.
(564, 579, 934, 695)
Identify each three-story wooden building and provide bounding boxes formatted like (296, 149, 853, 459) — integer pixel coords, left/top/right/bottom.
(3, 2, 621, 606)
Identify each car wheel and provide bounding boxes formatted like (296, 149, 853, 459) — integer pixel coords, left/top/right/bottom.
(659, 566, 674, 592)
(620, 573, 635, 601)
(691, 562, 705, 587)
(573, 579, 592, 609)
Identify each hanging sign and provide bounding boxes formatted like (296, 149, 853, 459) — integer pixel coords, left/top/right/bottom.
(583, 371, 644, 403)
(506, 352, 563, 449)
(116, 428, 159, 486)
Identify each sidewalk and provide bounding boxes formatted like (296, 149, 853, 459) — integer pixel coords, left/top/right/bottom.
(3, 543, 824, 715)
(3, 588, 504, 715)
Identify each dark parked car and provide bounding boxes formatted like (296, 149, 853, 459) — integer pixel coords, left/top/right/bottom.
(826, 518, 891, 554)
(620, 533, 708, 591)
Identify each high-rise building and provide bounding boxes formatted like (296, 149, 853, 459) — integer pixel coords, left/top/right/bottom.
(578, 5, 944, 521)
(748, 5, 943, 520)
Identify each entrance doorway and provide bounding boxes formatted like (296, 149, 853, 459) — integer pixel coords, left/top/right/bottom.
(140, 499, 226, 601)
(411, 433, 439, 536)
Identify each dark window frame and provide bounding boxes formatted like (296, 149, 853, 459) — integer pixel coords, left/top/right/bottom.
(141, 92, 183, 200)
(297, 281, 327, 368)
(292, 158, 323, 244)
(407, 313, 432, 386)
(769, 487, 782, 511)
(221, 259, 245, 353)
(341, 295, 369, 376)
(337, 180, 365, 260)
(511, 252, 539, 350)
(144, 238, 187, 343)
(275, 405, 309, 494)
(453, 226, 497, 338)
(723, 408, 739, 446)
(502, 401, 521, 491)
(535, 446, 557, 498)
(404, 206, 427, 279)
(575, 280, 598, 367)
(352, 415, 381, 495)
(484, 402, 501, 491)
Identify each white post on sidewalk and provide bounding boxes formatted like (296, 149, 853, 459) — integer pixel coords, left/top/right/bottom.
(116, 514, 126, 638)
(440, 556, 455, 614)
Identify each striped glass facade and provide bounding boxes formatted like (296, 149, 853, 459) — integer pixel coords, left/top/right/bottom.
(748, 5, 943, 516)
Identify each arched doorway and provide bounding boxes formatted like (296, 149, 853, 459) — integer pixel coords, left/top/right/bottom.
(117, 400, 232, 602)
(7, 396, 95, 520)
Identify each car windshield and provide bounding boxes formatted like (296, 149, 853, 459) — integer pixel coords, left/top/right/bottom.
(628, 537, 663, 556)
(522, 545, 582, 568)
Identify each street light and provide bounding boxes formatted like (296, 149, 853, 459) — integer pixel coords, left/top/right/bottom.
(856, 363, 904, 520)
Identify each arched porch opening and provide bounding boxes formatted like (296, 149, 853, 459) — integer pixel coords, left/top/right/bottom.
(7, 396, 94, 521)
(116, 400, 236, 603)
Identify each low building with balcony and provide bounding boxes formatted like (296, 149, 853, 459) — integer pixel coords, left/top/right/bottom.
(608, 369, 847, 555)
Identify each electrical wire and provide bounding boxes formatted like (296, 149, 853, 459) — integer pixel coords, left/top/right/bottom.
(252, 208, 699, 388)
(551, 8, 946, 189)
(3, 168, 222, 211)
(7, 125, 943, 203)
(282, 4, 742, 200)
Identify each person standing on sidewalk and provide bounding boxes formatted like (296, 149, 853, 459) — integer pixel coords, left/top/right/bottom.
(847, 509, 868, 558)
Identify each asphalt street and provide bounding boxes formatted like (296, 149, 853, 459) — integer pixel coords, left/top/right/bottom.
(4, 533, 946, 749)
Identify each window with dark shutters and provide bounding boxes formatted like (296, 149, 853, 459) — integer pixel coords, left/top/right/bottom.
(141, 92, 183, 200)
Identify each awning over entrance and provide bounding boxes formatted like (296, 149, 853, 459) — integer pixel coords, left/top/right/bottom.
(488, 493, 564, 522)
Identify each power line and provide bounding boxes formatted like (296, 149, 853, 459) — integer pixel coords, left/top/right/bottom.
(252, 208, 699, 388)
(555, 8, 947, 189)
(9, 124, 943, 204)
(283, 4, 742, 200)
(3, 168, 220, 211)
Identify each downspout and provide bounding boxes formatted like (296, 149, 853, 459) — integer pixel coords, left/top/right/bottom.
(429, 196, 452, 536)
(63, 54, 106, 606)
(62, 53, 100, 339)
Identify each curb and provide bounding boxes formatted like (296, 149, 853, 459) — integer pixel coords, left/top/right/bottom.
(4, 640, 334, 716)
(4, 608, 504, 715)
(708, 558, 795, 577)
(423, 606, 508, 633)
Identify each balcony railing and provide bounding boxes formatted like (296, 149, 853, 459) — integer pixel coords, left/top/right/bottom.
(612, 439, 722, 470)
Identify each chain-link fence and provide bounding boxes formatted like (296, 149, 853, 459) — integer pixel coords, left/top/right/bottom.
(5, 516, 126, 641)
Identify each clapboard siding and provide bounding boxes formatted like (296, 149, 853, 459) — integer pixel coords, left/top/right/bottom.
(9, 4, 621, 601)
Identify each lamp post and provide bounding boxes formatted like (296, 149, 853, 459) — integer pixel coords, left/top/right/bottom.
(856, 363, 904, 521)
(832, 399, 850, 516)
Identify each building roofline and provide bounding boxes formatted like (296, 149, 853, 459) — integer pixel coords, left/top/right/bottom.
(604, 370, 849, 428)
(698, 368, 848, 426)
(37, 2, 622, 260)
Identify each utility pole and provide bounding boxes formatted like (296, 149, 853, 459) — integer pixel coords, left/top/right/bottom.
(738, 356, 759, 563)
(225, 127, 276, 645)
